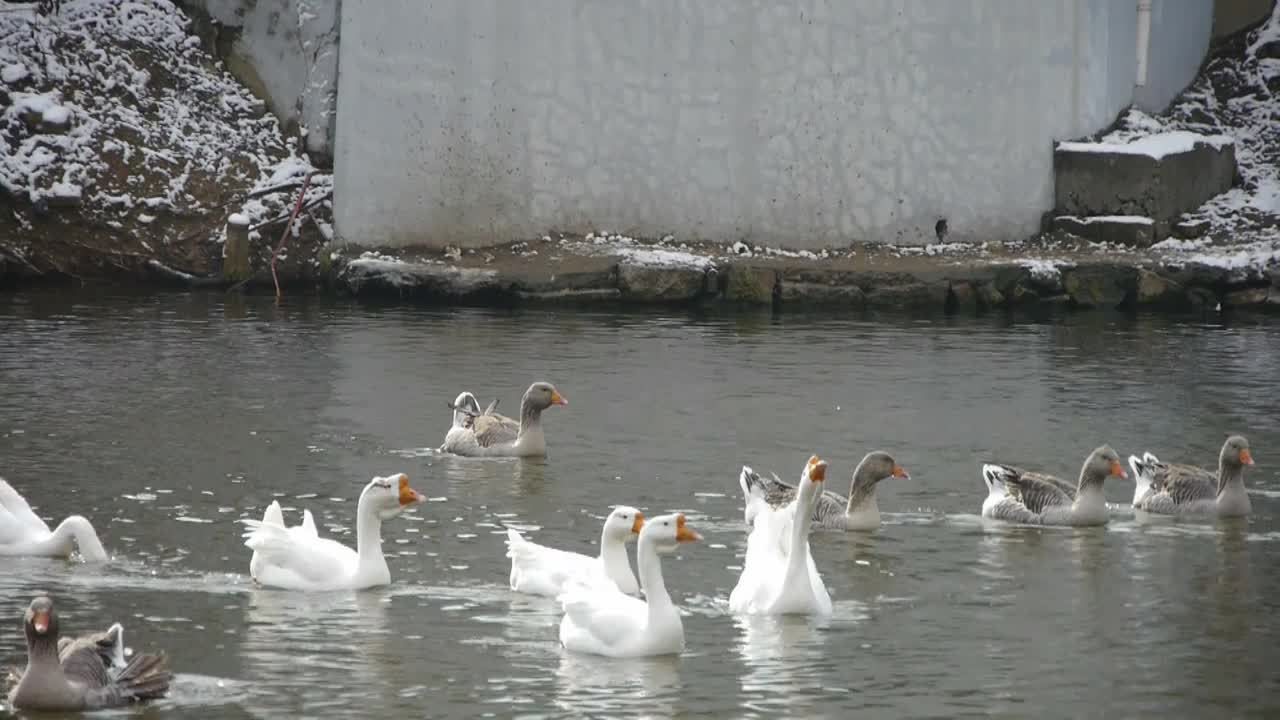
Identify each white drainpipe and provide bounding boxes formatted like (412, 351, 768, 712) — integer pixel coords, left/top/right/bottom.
(1136, 0, 1152, 86)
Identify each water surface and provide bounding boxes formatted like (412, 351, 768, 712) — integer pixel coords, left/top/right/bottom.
(1, 290, 1278, 718)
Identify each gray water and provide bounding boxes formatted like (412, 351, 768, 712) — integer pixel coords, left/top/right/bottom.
(1, 290, 1278, 719)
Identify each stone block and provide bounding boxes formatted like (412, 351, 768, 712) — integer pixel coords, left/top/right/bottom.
(1222, 286, 1270, 307)
(1052, 215, 1155, 247)
(1135, 269, 1183, 306)
(1054, 132, 1236, 221)
(863, 277, 949, 309)
(1062, 265, 1135, 308)
(724, 265, 777, 305)
(617, 263, 707, 303)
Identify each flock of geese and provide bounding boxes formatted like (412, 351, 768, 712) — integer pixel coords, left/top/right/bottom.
(0, 380, 1260, 711)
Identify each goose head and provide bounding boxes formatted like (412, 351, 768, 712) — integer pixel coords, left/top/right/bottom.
(854, 451, 910, 485)
(522, 382, 568, 413)
(640, 513, 701, 554)
(1081, 445, 1127, 487)
(604, 506, 644, 543)
(24, 596, 58, 644)
(799, 455, 828, 499)
(363, 474, 425, 521)
(1220, 435, 1254, 469)
(449, 392, 481, 428)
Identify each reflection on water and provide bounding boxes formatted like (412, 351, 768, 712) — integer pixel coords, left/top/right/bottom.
(735, 614, 831, 716)
(2, 291, 1279, 718)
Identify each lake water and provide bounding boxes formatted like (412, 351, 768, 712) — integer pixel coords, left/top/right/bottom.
(1, 289, 1278, 718)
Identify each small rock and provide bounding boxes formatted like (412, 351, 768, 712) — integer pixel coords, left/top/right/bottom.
(1186, 286, 1218, 308)
(947, 281, 977, 312)
(723, 265, 776, 305)
(1135, 269, 1181, 305)
(617, 264, 707, 303)
(863, 279, 949, 309)
(1062, 266, 1135, 308)
(443, 245, 461, 261)
(1173, 218, 1210, 239)
(40, 105, 71, 134)
(1009, 283, 1040, 305)
(975, 282, 1005, 308)
(1222, 286, 1269, 307)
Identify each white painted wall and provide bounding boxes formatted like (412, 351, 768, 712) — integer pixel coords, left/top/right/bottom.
(334, 0, 1211, 249)
(1135, 0, 1215, 112)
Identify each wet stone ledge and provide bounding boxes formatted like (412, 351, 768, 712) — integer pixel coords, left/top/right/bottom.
(330, 252, 1280, 314)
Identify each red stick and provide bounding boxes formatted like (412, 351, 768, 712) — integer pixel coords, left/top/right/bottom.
(271, 171, 315, 301)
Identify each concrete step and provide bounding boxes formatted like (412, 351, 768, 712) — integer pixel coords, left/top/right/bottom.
(1052, 215, 1155, 247)
(1053, 131, 1236, 225)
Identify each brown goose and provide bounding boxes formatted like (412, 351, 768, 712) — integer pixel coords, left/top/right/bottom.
(439, 382, 567, 457)
(739, 451, 909, 530)
(1129, 435, 1254, 517)
(6, 596, 171, 712)
(981, 445, 1127, 526)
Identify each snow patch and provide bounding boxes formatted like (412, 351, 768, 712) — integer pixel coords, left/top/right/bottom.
(1, 63, 28, 84)
(1056, 131, 1233, 160)
(1020, 259, 1065, 279)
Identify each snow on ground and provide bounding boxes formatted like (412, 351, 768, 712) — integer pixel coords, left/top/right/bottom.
(0, 0, 330, 250)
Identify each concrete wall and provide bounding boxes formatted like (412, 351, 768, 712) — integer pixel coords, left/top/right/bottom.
(334, 1, 1212, 249)
(178, 0, 340, 162)
(1135, 0, 1215, 112)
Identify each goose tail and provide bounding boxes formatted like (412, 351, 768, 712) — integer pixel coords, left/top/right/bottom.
(1129, 452, 1160, 505)
(112, 651, 171, 701)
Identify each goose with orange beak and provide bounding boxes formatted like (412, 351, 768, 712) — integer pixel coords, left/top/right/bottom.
(729, 455, 833, 616)
(981, 445, 1126, 526)
(558, 513, 701, 657)
(739, 451, 910, 531)
(240, 473, 425, 590)
(1131, 435, 1255, 517)
(506, 506, 645, 597)
(439, 382, 567, 458)
(8, 596, 170, 712)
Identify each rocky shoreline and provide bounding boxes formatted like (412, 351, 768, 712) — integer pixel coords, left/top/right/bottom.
(326, 234, 1279, 312)
(5, 229, 1278, 313)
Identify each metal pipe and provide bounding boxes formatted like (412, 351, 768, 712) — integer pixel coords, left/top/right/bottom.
(1136, 0, 1152, 86)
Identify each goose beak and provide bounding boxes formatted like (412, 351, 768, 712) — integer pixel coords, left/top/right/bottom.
(1109, 460, 1127, 479)
(807, 456, 827, 482)
(893, 464, 910, 480)
(32, 610, 49, 634)
(550, 390, 567, 407)
(675, 514, 701, 543)
(1240, 449, 1254, 466)
(631, 512, 645, 535)
(396, 474, 425, 506)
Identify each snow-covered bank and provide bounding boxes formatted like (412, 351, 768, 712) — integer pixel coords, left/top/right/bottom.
(0, 0, 331, 278)
(1092, 5, 1280, 243)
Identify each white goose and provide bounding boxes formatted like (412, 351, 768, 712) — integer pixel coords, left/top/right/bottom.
(247, 500, 319, 581)
(729, 456, 833, 616)
(439, 382, 567, 458)
(558, 513, 701, 657)
(0, 478, 109, 562)
(506, 506, 644, 597)
(240, 474, 424, 591)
